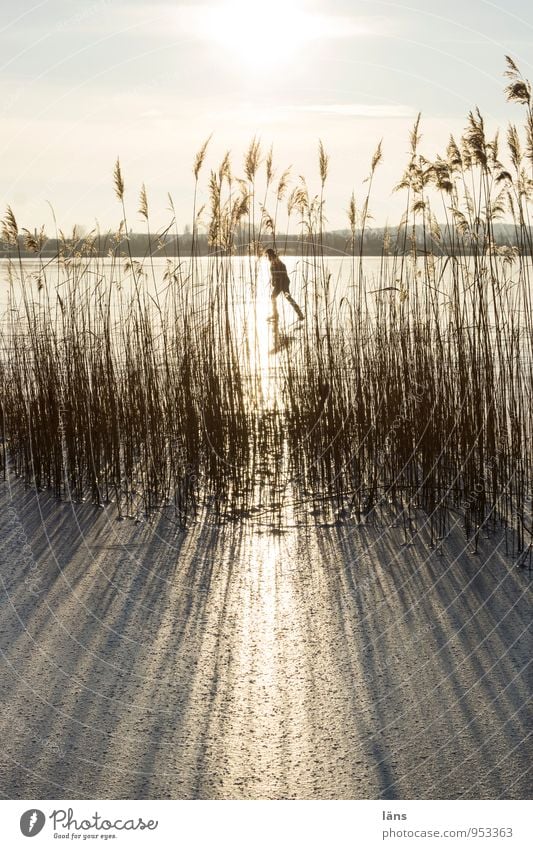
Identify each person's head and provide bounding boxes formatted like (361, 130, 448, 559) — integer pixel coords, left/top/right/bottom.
(265, 248, 277, 261)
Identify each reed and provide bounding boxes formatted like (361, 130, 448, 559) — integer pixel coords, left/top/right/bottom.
(0, 59, 531, 559)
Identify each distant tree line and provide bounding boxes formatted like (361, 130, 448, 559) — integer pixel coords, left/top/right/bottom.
(0, 223, 529, 259)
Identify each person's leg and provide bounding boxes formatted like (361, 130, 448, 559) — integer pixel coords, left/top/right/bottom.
(268, 288, 279, 321)
(284, 291, 304, 320)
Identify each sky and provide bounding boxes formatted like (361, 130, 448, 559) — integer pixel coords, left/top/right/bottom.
(1, 0, 533, 233)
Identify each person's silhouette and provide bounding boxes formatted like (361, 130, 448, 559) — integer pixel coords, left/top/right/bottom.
(265, 248, 304, 322)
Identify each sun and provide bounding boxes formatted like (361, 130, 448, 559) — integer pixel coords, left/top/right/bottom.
(203, 0, 313, 71)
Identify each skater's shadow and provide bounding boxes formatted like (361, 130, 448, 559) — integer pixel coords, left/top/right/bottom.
(268, 321, 300, 355)
(269, 332, 295, 355)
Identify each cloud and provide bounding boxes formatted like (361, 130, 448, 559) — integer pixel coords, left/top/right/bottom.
(298, 104, 417, 118)
(201, 100, 417, 127)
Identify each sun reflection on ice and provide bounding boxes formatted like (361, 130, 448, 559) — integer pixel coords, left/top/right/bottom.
(243, 257, 280, 407)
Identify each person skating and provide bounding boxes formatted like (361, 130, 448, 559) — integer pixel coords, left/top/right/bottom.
(265, 248, 304, 322)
